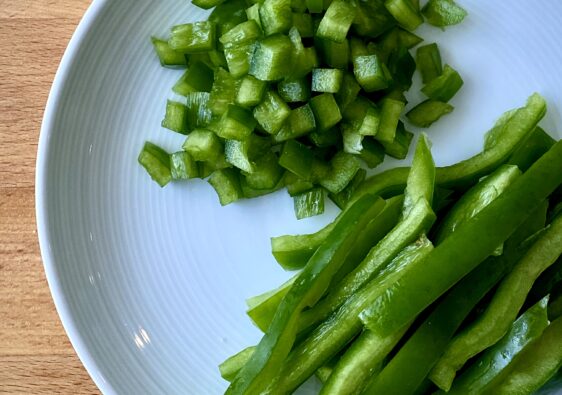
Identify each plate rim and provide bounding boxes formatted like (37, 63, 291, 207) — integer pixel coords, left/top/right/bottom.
(35, 0, 115, 393)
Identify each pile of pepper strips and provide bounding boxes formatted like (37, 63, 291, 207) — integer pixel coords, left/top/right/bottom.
(221, 93, 562, 394)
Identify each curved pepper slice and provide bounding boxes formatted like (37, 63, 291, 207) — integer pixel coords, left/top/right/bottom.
(298, 136, 436, 333)
(226, 194, 385, 395)
(442, 296, 550, 395)
(360, 139, 562, 351)
(488, 315, 562, 395)
(430, 213, 562, 391)
(361, 200, 549, 395)
(320, 236, 434, 395)
(272, 233, 435, 393)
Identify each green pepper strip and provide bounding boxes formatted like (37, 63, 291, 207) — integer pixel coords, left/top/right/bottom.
(298, 137, 436, 332)
(257, 196, 404, 333)
(443, 296, 550, 395)
(488, 315, 562, 395)
(226, 195, 385, 395)
(434, 164, 521, 245)
(506, 126, 555, 172)
(429, 212, 562, 391)
(320, 236, 434, 395)
(355, 93, 546, 200)
(271, 232, 435, 393)
(362, 200, 549, 395)
(359, 139, 562, 344)
(219, 346, 257, 382)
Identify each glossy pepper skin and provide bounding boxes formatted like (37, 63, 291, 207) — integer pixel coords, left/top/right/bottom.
(430, 212, 562, 391)
(360, 139, 562, 342)
(442, 296, 550, 395)
(226, 194, 385, 395)
(487, 315, 562, 395)
(362, 196, 549, 395)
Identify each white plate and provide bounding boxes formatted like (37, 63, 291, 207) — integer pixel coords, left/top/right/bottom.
(37, 1, 562, 394)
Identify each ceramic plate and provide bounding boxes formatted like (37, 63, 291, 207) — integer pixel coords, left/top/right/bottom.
(37, 1, 562, 393)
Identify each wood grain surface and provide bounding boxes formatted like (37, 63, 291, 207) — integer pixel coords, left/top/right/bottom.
(0, 1, 99, 393)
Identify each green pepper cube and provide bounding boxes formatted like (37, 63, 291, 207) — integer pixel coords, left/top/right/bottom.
(385, 0, 423, 31)
(217, 105, 257, 140)
(353, 54, 389, 92)
(292, 13, 314, 38)
(380, 121, 413, 159)
(224, 43, 256, 78)
(306, 0, 323, 13)
(285, 171, 315, 196)
(185, 92, 212, 130)
(421, 64, 464, 102)
(225, 139, 256, 173)
(169, 21, 216, 53)
(250, 34, 294, 81)
(237, 75, 268, 108)
(253, 91, 291, 134)
(294, 188, 325, 219)
(209, 68, 241, 117)
(274, 103, 317, 142)
(219, 20, 263, 48)
(359, 105, 381, 136)
(316, 0, 356, 43)
(170, 151, 199, 180)
(138, 142, 172, 187)
(278, 78, 311, 103)
(377, 98, 405, 143)
(243, 151, 284, 189)
(172, 61, 214, 96)
(417, 43, 443, 84)
(162, 100, 189, 134)
(246, 4, 262, 28)
(291, 0, 307, 12)
(335, 73, 361, 113)
(192, 0, 226, 10)
(320, 151, 361, 194)
(182, 129, 224, 163)
(317, 37, 350, 69)
(329, 168, 367, 209)
(341, 123, 364, 154)
(279, 140, 314, 180)
(208, 168, 243, 206)
(151, 37, 187, 68)
(310, 93, 342, 131)
(422, 0, 467, 27)
(309, 127, 340, 147)
(360, 137, 386, 168)
(407, 100, 454, 128)
(259, 0, 292, 35)
(312, 68, 344, 93)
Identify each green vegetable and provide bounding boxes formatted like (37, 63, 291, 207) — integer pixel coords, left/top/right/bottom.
(151, 37, 187, 68)
(182, 129, 224, 163)
(138, 142, 171, 187)
(220, 346, 256, 382)
(173, 61, 214, 96)
(225, 194, 385, 394)
(250, 34, 294, 81)
(168, 21, 216, 53)
(353, 54, 390, 92)
(361, 140, 562, 350)
(278, 78, 311, 103)
(380, 121, 414, 159)
(407, 100, 454, 128)
(170, 151, 199, 180)
(316, 0, 356, 43)
(489, 315, 562, 395)
(310, 93, 342, 131)
(209, 68, 241, 116)
(274, 104, 317, 143)
(422, 0, 468, 27)
(422, 64, 464, 102)
(443, 297, 550, 395)
(319, 152, 361, 194)
(253, 91, 291, 135)
(278, 140, 314, 180)
(416, 43, 443, 84)
(243, 152, 284, 190)
(312, 68, 344, 93)
(507, 126, 556, 172)
(321, 236, 434, 395)
(359, 138, 385, 169)
(217, 105, 257, 141)
(377, 98, 405, 143)
(236, 75, 267, 108)
(209, 0, 248, 38)
(259, 0, 292, 36)
(363, 201, 550, 395)
(435, 164, 521, 245)
(329, 169, 366, 210)
(208, 168, 243, 206)
(430, 213, 562, 391)
(246, 275, 297, 331)
(385, 0, 423, 31)
(192, 0, 225, 10)
(294, 188, 325, 219)
(161, 100, 189, 134)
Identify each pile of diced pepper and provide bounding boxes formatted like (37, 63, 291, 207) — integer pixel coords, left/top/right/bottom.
(221, 93, 562, 395)
(139, 0, 467, 219)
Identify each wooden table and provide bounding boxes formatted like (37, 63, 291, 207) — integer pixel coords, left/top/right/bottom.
(0, 1, 99, 393)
